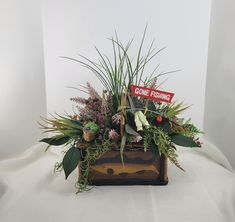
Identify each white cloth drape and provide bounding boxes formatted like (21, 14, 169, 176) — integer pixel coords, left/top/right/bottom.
(0, 140, 235, 222)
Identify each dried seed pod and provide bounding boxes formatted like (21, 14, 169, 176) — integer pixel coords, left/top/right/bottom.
(83, 129, 96, 142)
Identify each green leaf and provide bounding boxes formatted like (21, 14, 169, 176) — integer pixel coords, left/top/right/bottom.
(125, 124, 140, 137)
(120, 134, 127, 165)
(160, 121, 172, 134)
(62, 146, 81, 179)
(112, 95, 119, 112)
(147, 101, 156, 111)
(149, 141, 159, 158)
(127, 94, 135, 110)
(171, 135, 200, 147)
(131, 97, 143, 109)
(40, 136, 70, 146)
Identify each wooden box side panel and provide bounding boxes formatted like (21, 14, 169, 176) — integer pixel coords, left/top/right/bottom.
(85, 149, 168, 186)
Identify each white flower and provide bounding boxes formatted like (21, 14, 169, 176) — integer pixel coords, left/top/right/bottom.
(132, 135, 143, 143)
(108, 129, 120, 141)
(134, 111, 150, 131)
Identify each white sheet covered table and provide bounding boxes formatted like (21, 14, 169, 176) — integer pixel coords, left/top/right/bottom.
(0, 141, 235, 222)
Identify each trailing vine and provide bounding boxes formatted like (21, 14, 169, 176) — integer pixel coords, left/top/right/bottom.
(54, 162, 63, 172)
(144, 126, 184, 171)
(76, 138, 114, 193)
(143, 131, 152, 152)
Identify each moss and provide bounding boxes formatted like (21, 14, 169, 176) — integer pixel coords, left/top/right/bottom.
(84, 122, 99, 134)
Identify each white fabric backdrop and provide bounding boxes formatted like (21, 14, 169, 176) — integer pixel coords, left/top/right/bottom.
(42, 0, 211, 129)
(0, 140, 235, 222)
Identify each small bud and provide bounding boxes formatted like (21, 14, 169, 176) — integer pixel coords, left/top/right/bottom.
(156, 115, 163, 123)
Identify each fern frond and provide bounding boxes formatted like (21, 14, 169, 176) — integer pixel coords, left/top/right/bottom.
(182, 123, 203, 137)
(152, 127, 184, 171)
(143, 133, 151, 152)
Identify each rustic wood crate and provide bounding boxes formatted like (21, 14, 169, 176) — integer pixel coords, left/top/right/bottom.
(80, 145, 168, 186)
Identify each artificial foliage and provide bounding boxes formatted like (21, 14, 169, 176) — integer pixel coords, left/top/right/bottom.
(39, 29, 202, 192)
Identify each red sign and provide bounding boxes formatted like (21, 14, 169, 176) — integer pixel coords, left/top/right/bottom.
(130, 84, 174, 103)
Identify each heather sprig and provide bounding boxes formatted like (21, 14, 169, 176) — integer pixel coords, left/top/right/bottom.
(86, 82, 101, 100)
(70, 97, 87, 105)
(70, 82, 113, 140)
(109, 129, 120, 141)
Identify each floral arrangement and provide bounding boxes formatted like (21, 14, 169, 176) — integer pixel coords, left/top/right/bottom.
(39, 29, 202, 192)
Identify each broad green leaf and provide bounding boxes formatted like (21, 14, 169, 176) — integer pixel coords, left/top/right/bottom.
(40, 136, 70, 146)
(62, 147, 81, 179)
(171, 135, 200, 147)
(125, 124, 140, 137)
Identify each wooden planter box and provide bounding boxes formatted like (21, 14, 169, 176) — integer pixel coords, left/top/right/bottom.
(80, 144, 168, 186)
